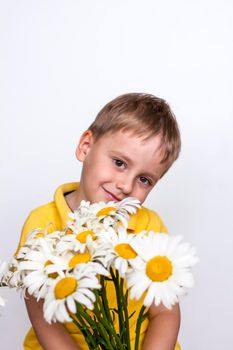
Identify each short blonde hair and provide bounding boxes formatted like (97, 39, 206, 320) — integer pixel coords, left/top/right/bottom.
(88, 93, 181, 172)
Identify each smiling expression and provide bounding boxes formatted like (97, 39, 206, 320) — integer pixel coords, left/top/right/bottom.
(72, 129, 168, 208)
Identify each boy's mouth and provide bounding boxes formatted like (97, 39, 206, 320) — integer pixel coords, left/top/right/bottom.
(102, 188, 121, 202)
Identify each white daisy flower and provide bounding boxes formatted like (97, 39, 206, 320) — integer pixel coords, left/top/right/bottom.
(67, 200, 108, 232)
(71, 197, 141, 230)
(127, 232, 198, 309)
(56, 228, 98, 255)
(94, 197, 140, 229)
(15, 245, 31, 260)
(97, 226, 140, 277)
(115, 197, 141, 215)
(22, 228, 63, 255)
(45, 239, 109, 278)
(67, 217, 93, 234)
(24, 227, 48, 245)
(43, 265, 100, 324)
(2, 229, 62, 294)
(70, 203, 116, 231)
(17, 239, 64, 300)
(3, 257, 26, 289)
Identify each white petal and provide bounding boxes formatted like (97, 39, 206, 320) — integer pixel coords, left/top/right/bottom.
(75, 292, 93, 309)
(143, 283, 157, 307)
(44, 299, 58, 323)
(78, 288, 96, 302)
(66, 297, 77, 314)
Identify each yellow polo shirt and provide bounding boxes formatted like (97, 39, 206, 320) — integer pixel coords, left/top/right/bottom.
(17, 183, 180, 350)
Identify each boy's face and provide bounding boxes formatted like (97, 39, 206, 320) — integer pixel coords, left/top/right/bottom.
(75, 129, 167, 206)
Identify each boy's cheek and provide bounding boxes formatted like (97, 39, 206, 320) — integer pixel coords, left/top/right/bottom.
(138, 187, 154, 204)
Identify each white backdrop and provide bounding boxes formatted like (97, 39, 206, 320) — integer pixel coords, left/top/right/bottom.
(1, 1, 233, 349)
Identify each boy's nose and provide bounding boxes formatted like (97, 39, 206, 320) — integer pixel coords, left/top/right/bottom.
(116, 177, 133, 195)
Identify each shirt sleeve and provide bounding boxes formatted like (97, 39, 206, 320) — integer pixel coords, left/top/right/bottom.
(146, 208, 168, 233)
(132, 207, 168, 234)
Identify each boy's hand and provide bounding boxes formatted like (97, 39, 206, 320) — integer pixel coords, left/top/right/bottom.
(142, 302, 180, 350)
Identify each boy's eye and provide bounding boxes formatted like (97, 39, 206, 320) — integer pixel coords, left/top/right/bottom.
(139, 176, 151, 186)
(113, 159, 126, 168)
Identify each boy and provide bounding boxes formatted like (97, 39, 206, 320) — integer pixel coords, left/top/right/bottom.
(18, 93, 181, 350)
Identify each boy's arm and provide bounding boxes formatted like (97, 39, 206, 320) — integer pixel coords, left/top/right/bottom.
(25, 293, 80, 350)
(142, 302, 180, 350)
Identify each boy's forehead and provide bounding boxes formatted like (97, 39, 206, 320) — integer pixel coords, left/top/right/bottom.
(99, 129, 162, 151)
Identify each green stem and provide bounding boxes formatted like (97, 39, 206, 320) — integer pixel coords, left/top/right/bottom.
(100, 317, 125, 350)
(110, 268, 125, 343)
(134, 305, 148, 350)
(94, 291, 124, 350)
(71, 309, 97, 349)
(97, 322, 115, 350)
(95, 290, 115, 346)
(75, 302, 117, 349)
(76, 302, 97, 328)
(100, 276, 113, 323)
(120, 279, 131, 350)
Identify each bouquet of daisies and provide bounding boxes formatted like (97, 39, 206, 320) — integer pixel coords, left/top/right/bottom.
(1, 198, 198, 350)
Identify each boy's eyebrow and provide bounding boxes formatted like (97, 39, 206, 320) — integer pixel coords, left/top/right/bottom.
(109, 150, 133, 165)
(109, 150, 160, 181)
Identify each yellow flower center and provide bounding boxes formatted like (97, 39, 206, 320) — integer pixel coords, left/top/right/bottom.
(76, 230, 96, 243)
(44, 260, 58, 279)
(69, 253, 91, 268)
(114, 243, 137, 259)
(146, 256, 173, 282)
(96, 206, 116, 217)
(34, 233, 44, 239)
(44, 260, 53, 267)
(54, 277, 77, 299)
(65, 228, 73, 235)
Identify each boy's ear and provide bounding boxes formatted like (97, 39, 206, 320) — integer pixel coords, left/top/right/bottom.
(75, 130, 94, 162)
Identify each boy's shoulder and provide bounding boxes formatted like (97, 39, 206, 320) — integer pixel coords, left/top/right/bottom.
(15, 201, 59, 254)
(20, 201, 60, 242)
(25, 201, 59, 227)
(128, 206, 168, 234)
(22, 182, 76, 230)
